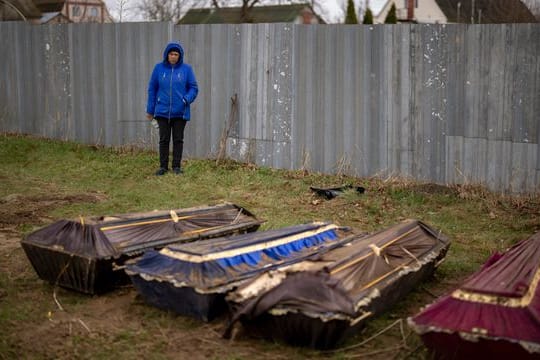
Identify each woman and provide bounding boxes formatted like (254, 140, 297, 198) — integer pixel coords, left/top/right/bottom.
(146, 42, 198, 175)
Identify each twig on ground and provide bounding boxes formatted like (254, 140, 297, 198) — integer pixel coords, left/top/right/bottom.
(52, 288, 64, 312)
(197, 337, 222, 347)
(344, 344, 405, 359)
(77, 319, 91, 333)
(402, 344, 424, 359)
(51, 256, 92, 335)
(399, 317, 408, 346)
(421, 286, 439, 299)
(323, 319, 403, 353)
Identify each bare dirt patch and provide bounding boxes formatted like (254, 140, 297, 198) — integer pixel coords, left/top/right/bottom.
(0, 192, 107, 227)
(0, 192, 107, 279)
(0, 192, 108, 260)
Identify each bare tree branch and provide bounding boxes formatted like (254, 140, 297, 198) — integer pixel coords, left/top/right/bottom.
(137, 0, 191, 22)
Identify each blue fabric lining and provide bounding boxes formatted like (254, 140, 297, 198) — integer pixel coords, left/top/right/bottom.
(216, 229, 337, 267)
(126, 228, 342, 289)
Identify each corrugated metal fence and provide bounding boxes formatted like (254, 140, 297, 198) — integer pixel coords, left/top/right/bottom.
(0, 22, 539, 193)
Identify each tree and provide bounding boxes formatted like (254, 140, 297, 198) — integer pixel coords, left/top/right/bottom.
(384, 3, 397, 23)
(137, 0, 191, 22)
(363, 7, 373, 24)
(113, 0, 130, 22)
(209, 0, 261, 23)
(345, 0, 358, 24)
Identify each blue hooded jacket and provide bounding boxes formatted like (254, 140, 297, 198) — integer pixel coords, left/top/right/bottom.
(146, 42, 198, 120)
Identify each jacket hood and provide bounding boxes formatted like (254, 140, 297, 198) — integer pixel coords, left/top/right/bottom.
(162, 42, 184, 65)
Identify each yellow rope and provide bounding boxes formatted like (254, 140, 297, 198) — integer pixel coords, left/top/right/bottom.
(330, 226, 417, 275)
(99, 209, 234, 231)
(359, 264, 406, 291)
(100, 218, 171, 231)
(181, 224, 229, 236)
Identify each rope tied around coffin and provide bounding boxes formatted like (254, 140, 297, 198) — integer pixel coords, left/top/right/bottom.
(368, 244, 381, 256)
(232, 209, 243, 223)
(169, 210, 179, 223)
(400, 245, 421, 266)
(369, 243, 391, 265)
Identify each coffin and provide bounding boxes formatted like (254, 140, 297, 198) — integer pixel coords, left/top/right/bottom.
(21, 203, 262, 295)
(408, 231, 540, 360)
(224, 219, 450, 349)
(125, 222, 356, 322)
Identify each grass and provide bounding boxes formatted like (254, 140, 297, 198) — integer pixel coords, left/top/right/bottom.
(0, 133, 539, 359)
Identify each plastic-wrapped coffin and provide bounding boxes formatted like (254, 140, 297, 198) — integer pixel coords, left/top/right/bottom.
(125, 222, 355, 322)
(224, 219, 450, 349)
(408, 231, 540, 360)
(21, 203, 262, 295)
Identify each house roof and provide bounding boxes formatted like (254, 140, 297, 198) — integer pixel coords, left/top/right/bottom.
(33, 0, 64, 12)
(40, 10, 58, 22)
(1, 0, 41, 20)
(40, 10, 70, 23)
(368, 0, 392, 17)
(435, 0, 537, 23)
(0, 0, 64, 21)
(179, 4, 323, 24)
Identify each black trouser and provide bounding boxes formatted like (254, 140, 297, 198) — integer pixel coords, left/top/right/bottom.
(156, 117, 187, 169)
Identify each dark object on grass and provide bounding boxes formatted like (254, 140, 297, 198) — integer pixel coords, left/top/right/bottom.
(310, 185, 365, 200)
(408, 231, 540, 359)
(125, 222, 356, 322)
(21, 203, 262, 295)
(224, 219, 450, 349)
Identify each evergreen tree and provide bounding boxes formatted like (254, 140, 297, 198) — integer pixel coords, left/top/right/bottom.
(384, 3, 397, 23)
(363, 7, 373, 24)
(345, 0, 358, 24)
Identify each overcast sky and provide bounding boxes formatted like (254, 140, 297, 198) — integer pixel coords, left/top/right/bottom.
(103, 0, 352, 23)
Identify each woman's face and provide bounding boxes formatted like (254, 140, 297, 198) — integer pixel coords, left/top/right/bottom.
(168, 51, 180, 65)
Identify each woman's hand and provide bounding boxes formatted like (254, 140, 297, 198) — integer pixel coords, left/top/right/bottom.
(146, 113, 153, 120)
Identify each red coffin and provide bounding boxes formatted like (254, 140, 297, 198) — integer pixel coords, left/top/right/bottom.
(408, 232, 540, 359)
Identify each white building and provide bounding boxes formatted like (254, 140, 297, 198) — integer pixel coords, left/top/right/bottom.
(364, 0, 447, 24)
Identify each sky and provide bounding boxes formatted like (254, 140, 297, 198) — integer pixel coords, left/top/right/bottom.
(103, 0, 354, 23)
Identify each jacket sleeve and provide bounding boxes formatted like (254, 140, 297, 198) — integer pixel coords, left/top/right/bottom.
(183, 65, 199, 104)
(146, 65, 159, 115)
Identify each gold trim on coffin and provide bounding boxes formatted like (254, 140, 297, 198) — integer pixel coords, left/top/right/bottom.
(451, 266, 540, 307)
(160, 223, 337, 263)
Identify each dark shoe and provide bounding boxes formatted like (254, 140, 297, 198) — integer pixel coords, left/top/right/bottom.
(172, 167, 183, 175)
(155, 168, 168, 176)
